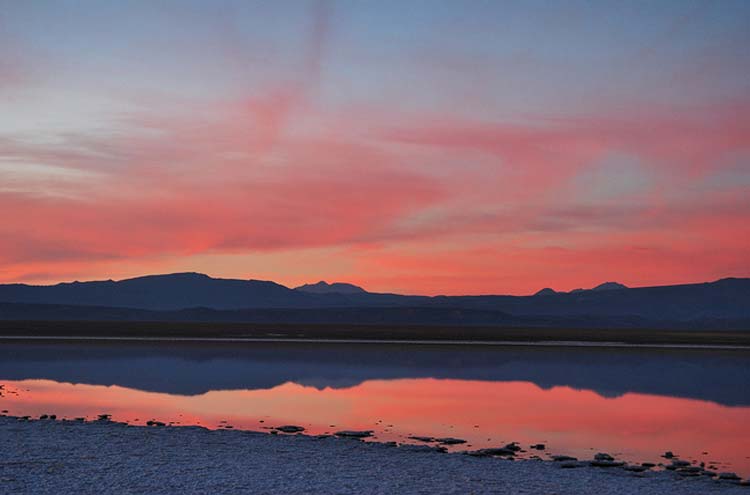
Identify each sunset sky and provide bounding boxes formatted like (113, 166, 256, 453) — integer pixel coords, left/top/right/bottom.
(1, 0, 749, 295)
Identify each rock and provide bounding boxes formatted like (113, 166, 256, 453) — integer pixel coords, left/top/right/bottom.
(718, 472, 741, 481)
(49, 415, 56, 420)
(678, 466, 702, 473)
(146, 420, 165, 427)
(530, 444, 546, 450)
(624, 464, 649, 472)
(663, 451, 675, 459)
(436, 437, 467, 445)
(677, 466, 703, 476)
(504, 442, 522, 452)
(551, 455, 578, 462)
(669, 460, 691, 468)
(589, 454, 625, 467)
(335, 430, 373, 438)
(97, 414, 111, 421)
(590, 460, 626, 468)
(677, 470, 701, 477)
(275, 425, 305, 433)
(74, 417, 85, 422)
(468, 447, 516, 457)
(39, 414, 49, 420)
(641, 462, 656, 468)
(402, 444, 444, 454)
(408, 436, 435, 442)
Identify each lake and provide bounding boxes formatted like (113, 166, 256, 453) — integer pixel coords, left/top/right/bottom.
(1, 340, 749, 476)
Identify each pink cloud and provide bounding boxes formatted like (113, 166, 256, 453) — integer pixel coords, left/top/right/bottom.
(1, 83, 748, 292)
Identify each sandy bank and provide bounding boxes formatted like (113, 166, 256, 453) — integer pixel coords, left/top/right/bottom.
(0, 417, 747, 494)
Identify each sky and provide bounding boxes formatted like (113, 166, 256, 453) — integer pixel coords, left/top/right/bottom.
(1, 0, 749, 295)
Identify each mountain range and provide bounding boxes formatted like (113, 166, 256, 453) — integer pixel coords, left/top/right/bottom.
(0, 273, 748, 329)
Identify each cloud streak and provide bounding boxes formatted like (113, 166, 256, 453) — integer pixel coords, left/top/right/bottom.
(1, 1, 748, 293)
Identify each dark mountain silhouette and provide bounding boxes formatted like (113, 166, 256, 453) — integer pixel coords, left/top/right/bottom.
(0, 273, 748, 326)
(592, 281, 629, 291)
(0, 273, 318, 311)
(534, 288, 557, 296)
(295, 281, 367, 294)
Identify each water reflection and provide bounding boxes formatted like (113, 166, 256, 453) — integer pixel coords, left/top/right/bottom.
(1, 341, 749, 475)
(0, 341, 748, 405)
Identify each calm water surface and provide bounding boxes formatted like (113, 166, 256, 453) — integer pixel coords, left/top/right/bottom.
(1, 340, 749, 475)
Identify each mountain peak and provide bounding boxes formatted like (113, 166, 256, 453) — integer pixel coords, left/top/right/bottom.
(591, 281, 628, 291)
(534, 288, 557, 296)
(295, 281, 367, 295)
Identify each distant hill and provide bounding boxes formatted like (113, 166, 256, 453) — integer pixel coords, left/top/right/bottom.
(591, 282, 629, 291)
(295, 281, 367, 294)
(0, 273, 315, 311)
(0, 273, 748, 326)
(534, 288, 558, 296)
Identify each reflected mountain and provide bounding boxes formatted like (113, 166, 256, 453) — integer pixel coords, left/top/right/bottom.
(0, 342, 748, 406)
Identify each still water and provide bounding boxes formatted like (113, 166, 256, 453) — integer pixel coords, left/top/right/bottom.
(1, 340, 749, 475)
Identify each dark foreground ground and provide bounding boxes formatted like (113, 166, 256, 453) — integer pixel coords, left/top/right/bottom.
(0, 417, 747, 495)
(1, 320, 750, 346)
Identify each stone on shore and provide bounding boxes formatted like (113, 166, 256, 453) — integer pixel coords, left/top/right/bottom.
(436, 437, 467, 445)
(408, 436, 435, 442)
(551, 455, 578, 462)
(590, 460, 625, 468)
(718, 472, 742, 481)
(335, 430, 373, 438)
(623, 464, 649, 472)
(468, 447, 516, 457)
(276, 425, 305, 433)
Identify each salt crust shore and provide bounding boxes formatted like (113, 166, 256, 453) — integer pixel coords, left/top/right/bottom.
(0, 417, 747, 495)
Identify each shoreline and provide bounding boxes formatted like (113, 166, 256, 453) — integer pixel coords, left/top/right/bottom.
(2, 334, 750, 350)
(1, 320, 749, 348)
(0, 415, 747, 494)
